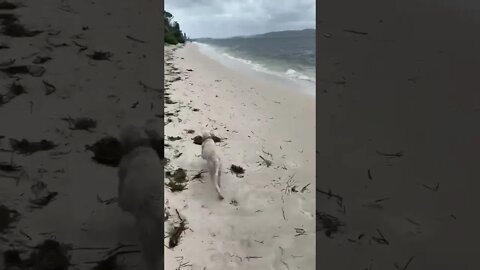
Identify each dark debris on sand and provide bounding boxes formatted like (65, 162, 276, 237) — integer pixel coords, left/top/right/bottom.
(42, 80, 57, 95)
(0, 80, 27, 106)
(30, 239, 71, 270)
(0, 205, 19, 233)
(33, 55, 52, 64)
(316, 211, 345, 238)
(230, 164, 245, 177)
(167, 136, 182, 141)
(192, 135, 203, 145)
(10, 138, 57, 155)
(168, 210, 187, 248)
(29, 181, 59, 209)
(0, 65, 46, 77)
(0, 1, 19, 10)
(92, 254, 121, 270)
(3, 250, 26, 269)
(88, 51, 113, 61)
(165, 168, 187, 192)
(0, 161, 22, 173)
(61, 116, 97, 131)
(1, 21, 43, 37)
(85, 137, 124, 167)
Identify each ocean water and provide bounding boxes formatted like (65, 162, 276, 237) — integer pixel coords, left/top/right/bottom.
(195, 29, 316, 86)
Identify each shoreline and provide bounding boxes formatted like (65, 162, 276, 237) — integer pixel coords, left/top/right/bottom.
(193, 42, 316, 97)
(164, 43, 315, 269)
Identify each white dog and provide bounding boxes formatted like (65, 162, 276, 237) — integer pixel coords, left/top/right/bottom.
(117, 123, 163, 270)
(201, 131, 224, 200)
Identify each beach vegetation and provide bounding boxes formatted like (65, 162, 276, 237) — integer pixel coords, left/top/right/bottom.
(164, 10, 186, 45)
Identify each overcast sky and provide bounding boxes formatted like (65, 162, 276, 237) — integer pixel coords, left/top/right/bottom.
(165, 0, 316, 39)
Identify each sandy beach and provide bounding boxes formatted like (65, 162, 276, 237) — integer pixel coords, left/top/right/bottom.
(1, 0, 162, 268)
(317, 0, 480, 268)
(163, 43, 315, 269)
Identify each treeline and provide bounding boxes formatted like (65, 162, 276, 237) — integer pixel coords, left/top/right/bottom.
(164, 11, 187, 45)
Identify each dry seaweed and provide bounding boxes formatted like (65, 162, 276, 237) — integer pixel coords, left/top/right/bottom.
(316, 211, 344, 237)
(0, 205, 19, 233)
(0, 161, 22, 172)
(61, 116, 97, 131)
(167, 168, 187, 183)
(3, 250, 26, 269)
(42, 80, 56, 95)
(92, 254, 120, 270)
(192, 135, 203, 145)
(230, 164, 245, 176)
(165, 168, 187, 192)
(88, 51, 113, 61)
(33, 56, 52, 64)
(30, 240, 70, 270)
(165, 180, 187, 192)
(85, 137, 124, 167)
(30, 181, 58, 208)
(0, 65, 45, 77)
(2, 21, 43, 37)
(10, 138, 56, 155)
(0, 57, 15, 66)
(0, 81, 26, 106)
(168, 210, 187, 248)
(258, 155, 272, 167)
(0, 1, 19, 9)
(167, 136, 182, 141)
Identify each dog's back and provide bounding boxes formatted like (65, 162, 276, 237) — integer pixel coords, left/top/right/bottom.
(118, 125, 163, 270)
(201, 133, 224, 200)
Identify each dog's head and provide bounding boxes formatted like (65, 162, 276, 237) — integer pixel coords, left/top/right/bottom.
(201, 131, 212, 142)
(119, 124, 145, 153)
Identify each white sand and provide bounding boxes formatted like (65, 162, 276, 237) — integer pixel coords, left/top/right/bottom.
(1, 0, 162, 268)
(163, 43, 315, 269)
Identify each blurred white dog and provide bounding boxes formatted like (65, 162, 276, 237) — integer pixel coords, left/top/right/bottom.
(201, 131, 224, 200)
(117, 122, 163, 270)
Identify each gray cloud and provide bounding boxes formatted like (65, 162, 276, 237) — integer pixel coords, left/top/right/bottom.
(165, 0, 315, 38)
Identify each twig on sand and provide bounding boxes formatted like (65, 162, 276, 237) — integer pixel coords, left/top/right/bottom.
(371, 228, 389, 245)
(72, 41, 88, 53)
(245, 256, 263, 261)
(300, 183, 311, 193)
(259, 155, 272, 167)
(316, 188, 344, 207)
(281, 207, 286, 221)
(101, 243, 137, 259)
(294, 228, 306, 237)
(344, 29, 369, 35)
(126, 35, 147, 43)
(279, 247, 290, 270)
(420, 183, 439, 192)
(403, 256, 415, 270)
(376, 151, 404, 157)
(139, 80, 162, 92)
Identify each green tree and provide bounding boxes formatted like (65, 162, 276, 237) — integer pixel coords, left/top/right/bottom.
(164, 10, 185, 45)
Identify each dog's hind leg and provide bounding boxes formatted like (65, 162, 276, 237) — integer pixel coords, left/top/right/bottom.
(214, 159, 224, 200)
(217, 159, 222, 188)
